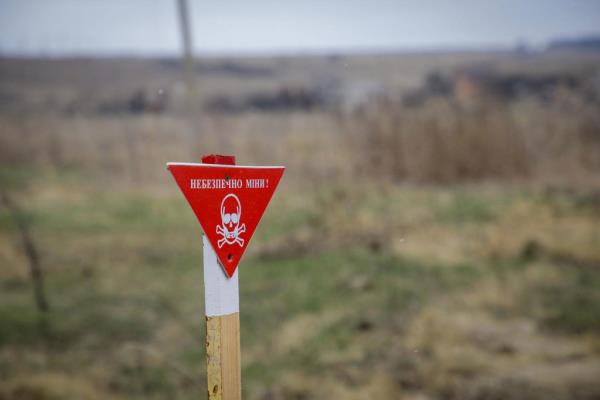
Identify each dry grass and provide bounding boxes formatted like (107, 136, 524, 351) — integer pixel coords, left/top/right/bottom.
(0, 112, 347, 191)
(343, 94, 600, 184)
(1, 52, 600, 399)
(2, 97, 598, 193)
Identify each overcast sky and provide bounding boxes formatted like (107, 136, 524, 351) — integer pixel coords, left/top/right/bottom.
(1, 0, 599, 55)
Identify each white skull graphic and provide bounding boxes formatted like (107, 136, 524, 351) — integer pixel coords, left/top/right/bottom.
(216, 194, 246, 248)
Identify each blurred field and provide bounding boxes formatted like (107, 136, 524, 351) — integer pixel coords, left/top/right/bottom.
(1, 51, 600, 399)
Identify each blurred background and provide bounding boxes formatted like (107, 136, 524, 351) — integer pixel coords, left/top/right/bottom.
(1, 1, 600, 399)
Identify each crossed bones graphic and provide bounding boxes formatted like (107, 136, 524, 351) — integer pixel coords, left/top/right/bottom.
(216, 223, 246, 248)
(216, 193, 246, 248)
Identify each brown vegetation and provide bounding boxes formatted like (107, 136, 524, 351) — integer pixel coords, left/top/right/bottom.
(1, 51, 600, 400)
(344, 93, 600, 184)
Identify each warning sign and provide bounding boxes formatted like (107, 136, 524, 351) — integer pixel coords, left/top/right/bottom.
(168, 161, 285, 277)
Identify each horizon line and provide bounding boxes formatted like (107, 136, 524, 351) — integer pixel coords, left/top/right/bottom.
(0, 43, 556, 59)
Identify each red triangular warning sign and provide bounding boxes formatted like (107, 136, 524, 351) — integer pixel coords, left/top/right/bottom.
(168, 161, 284, 277)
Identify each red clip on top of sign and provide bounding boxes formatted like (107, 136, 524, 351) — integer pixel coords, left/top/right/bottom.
(167, 157, 284, 278)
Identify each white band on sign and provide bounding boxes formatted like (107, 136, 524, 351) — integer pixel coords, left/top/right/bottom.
(203, 236, 239, 317)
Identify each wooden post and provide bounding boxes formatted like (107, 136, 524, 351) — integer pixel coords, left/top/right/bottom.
(203, 155, 241, 400)
(167, 154, 283, 400)
(204, 236, 241, 400)
(206, 313, 241, 400)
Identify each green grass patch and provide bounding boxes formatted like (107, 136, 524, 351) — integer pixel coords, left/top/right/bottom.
(0, 274, 157, 350)
(31, 194, 195, 236)
(239, 247, 483, 385)
(432, 191, 500, 224)
(110, 365, 175, 396)
(515, 261, 600, 334)
(2, 171, 598, 399)
(530, 266, 600, 334)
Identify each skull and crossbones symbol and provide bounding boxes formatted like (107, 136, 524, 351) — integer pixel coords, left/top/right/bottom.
(216, 194, 246, 248)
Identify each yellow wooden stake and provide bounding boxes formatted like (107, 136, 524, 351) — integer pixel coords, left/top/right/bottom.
(206, 313, 241, 400)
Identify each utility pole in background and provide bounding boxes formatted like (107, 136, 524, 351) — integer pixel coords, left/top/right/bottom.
(176, 0, 198, 114)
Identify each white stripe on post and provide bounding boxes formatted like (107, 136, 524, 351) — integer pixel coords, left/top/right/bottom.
(203, 236, 239, 317)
